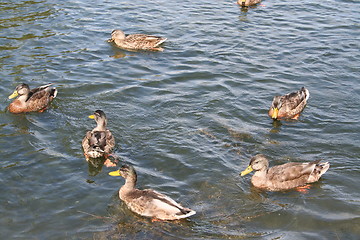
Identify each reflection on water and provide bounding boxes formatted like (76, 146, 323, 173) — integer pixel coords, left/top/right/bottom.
(6, 114, 33, 136)
(0, 1, 54, 28)
(109, 51, 127, 59)
(270, 119, 282, 133)
(87, 158, 105, 176)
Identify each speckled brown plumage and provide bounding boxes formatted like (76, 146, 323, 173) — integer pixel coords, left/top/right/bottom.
(237, 0, 262, 7)
(268, 87, 310, 120)
(241, 154, 330, 191)
(82, 110, 115, 160)
(8, 83, 57, 113)
(108, 29, 167, 51)
(109, 165, 196, 220)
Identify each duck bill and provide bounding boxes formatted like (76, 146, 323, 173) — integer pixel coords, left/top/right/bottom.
(109, 170, 121, 176)
(88, 115, 95, 119)
(107, 38, 114, 42)
(8, 90, 18, 99)
(271, 108, 279, 119)
(240, 165, 253, 176)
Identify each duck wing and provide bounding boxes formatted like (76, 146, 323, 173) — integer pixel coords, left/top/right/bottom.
(26, 83, 57, 106)
(280, 87, 309, 113)
(125, 34, 167, 48)
(104, 129, 115, 154)
(125, 189, 195, 219)
(82, 131, 92, 153)
(267, 161, 318, 182)
(88, 131, 108, 151)
(264, 160, 325, 190)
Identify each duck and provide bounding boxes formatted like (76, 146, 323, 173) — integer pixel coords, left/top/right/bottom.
(240, 154, 330, 191)
(82, 110, 116, 167)
(108, 29, 167, 51)
(109, 165, 196, 221)
(8, 83, 57, 113)
(268, 87, 310, 120)
(237, 0, 262, 7)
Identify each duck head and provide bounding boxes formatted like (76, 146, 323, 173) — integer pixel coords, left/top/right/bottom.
(89, 110, 107, 130)
(108, 29, 126, 42)
(241, 154, 269, 176)
(270, 96, 283, 119)
(8, 83, 30, 99)
(109, 165, 137, 180)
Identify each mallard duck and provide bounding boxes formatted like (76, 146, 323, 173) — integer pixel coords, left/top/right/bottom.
(8, 83, 57, 113)
(82, 110, 116, 167)
(108, 29, 167, 51)
(240, 154, 330, 191)
(237, 0, 262, 7)
(109, 165, 196, 221)
(268, 87, 310, 120)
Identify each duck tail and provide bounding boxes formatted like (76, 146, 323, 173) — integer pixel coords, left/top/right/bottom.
(176, 208, 196, 219)
(317, 161, 330, 176)
(308, 161, 330, 183)
(90, 145, 105, 153)
(156, 37, 167, 46)
(51, 88, 58, 98)
(301, 87, 310, 101)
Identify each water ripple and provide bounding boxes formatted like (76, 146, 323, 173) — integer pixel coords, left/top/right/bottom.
(0, 0, 359, 239)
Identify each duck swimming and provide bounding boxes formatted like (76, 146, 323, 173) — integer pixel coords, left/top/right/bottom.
(237, 0, 262, 7)
(108, 29, 167, 51)
(268, 87, 310, 120)
(82, 110, 116, 167)
(109, 165, 196, 221)
(241, 154, 330, 191)
(8, 83, 57, 113)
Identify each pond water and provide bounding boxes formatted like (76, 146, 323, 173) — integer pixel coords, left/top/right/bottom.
(0, 0, 359, 239)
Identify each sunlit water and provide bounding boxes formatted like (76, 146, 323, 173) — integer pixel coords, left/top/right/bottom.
(0, 0, 359, 239)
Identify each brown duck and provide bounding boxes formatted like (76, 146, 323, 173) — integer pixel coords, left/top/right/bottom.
(237, 0, 262, 7)
(109, 165, 196, 221)
(82, 110, 116, 167)
(268, 87, 310, 120)
(8, 83, 57, 113)
(241, 154, 330, 191)
(108, 29, 167, 51)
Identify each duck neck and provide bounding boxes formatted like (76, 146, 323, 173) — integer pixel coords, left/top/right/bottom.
(251, 168, 268, 188)
(119, 175, 136, 198)
(253, 167, 268, 179)
(93, 119, 107, 131)
(17, 94, 29, 103)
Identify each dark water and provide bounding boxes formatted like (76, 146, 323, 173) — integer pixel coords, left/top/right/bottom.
(1, 0, 359, 239)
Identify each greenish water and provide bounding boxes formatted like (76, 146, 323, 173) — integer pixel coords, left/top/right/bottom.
(1, 0, 359, 239)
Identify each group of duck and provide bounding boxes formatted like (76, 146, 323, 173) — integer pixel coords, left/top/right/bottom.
(7, 20, 329, 222)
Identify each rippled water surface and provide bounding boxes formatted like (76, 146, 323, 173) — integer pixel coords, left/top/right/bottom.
(1, 0, 359, 239)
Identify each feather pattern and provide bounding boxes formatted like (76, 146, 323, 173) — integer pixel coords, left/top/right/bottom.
(268, 87, 310, 120)
(82, 110, 115, 160)
(241, 154, 330, 191)
(108, 30, 167, 51)
(8, 83, 57, 113)
(110, 165, 196, 220)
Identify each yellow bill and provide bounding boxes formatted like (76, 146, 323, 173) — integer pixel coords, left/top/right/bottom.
(109, 170, 121, 176)
(240, 165, 253, 176)
(271, 108, 279, 119)
(88, 115, 95, 119)
(8, 90, 18, 99)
